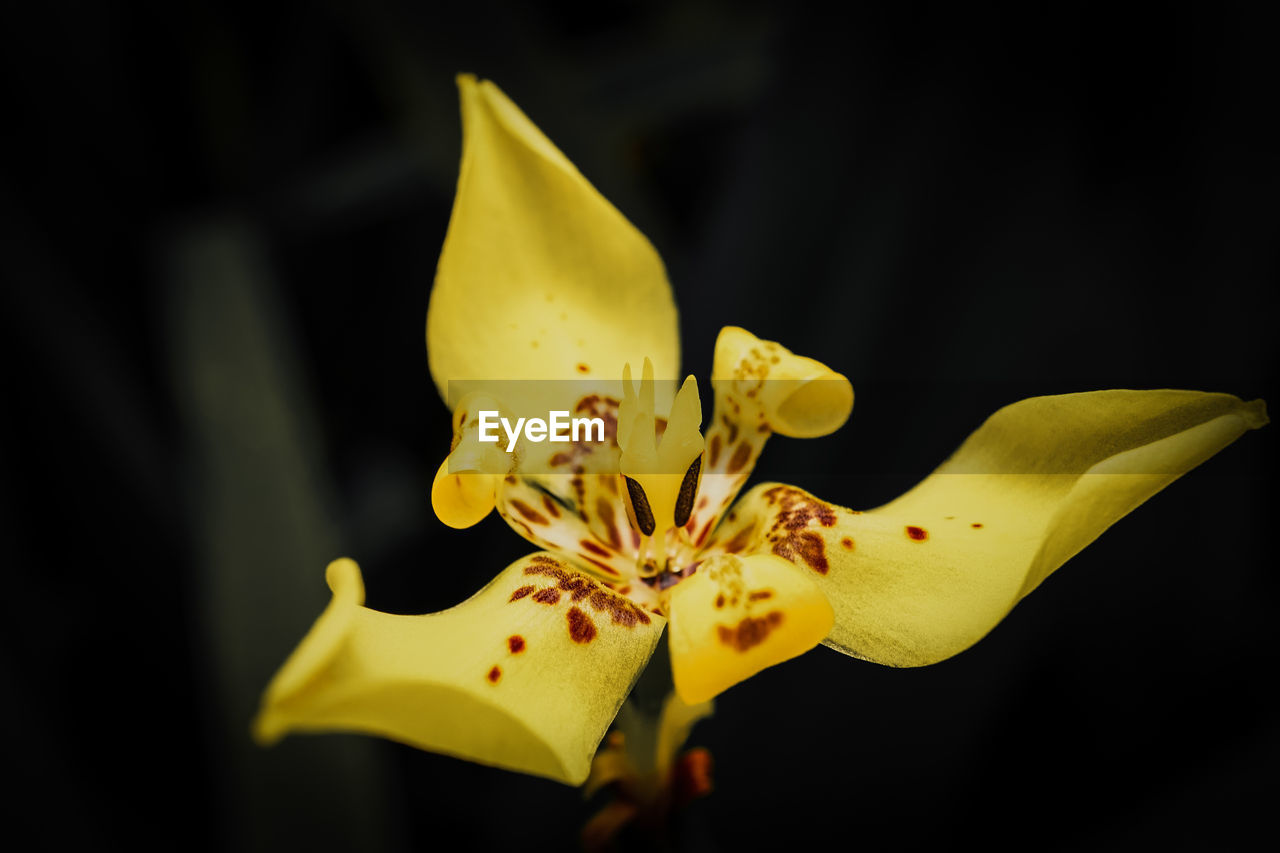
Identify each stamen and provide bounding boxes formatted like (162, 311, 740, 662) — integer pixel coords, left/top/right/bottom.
(672, 455, 702, 528)
(625, 476, 657, 536)
(618, 362, 706, 549)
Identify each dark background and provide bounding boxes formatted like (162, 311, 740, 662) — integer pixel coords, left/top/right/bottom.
(4, 1, 1275, 850)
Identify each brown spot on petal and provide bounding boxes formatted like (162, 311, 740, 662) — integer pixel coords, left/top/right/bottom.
(540, 495, 562, 518)
(581, 539, 611, 557)
(695, 519, 714, 548)
(715, 593, 726, 609)
(716, 611, 784, 652)
(577, 363, 590, 374)
(841, 537, 855, 550)
(763, 486, 836, 573)
(549, 452, 573, 467)
(906, 526, 928, 541)
(509, 585, 536, 602)
(504, 475, 518, 485)
(971, 522, 983, 529)
(511, 500, 549, 525)
(709, 434, 722, 467)
(487, 666, 502, 684)
(723, 526, 755, 554)
(508, 635, 525, 654)
(721, 415, 739, 445)
(747, 590, 773, 601)
(772, 531, 829, 574)
(726, 441, 752, 475)
(567, 607, 597, 643)
(522, 561, 650, 625)
(532, 588, 562, 605)
(587, 588, 650, 627)
(596, 498, 622, 549)
(582, 556, 621, 576)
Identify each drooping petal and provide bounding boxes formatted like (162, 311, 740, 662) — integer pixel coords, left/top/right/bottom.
(667, 553, 834, 703)
(427, 75, 679, 411)
(682, 326, 853, 549)
(706, 390, 1266, 667)
(254, 553, 665, 785)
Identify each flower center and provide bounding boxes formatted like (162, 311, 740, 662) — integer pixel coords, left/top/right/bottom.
(617, 358, 705, 578)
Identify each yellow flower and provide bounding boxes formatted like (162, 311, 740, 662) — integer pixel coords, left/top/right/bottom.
(253, 75, 1267, 786)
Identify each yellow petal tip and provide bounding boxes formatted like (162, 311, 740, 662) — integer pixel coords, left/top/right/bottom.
(668, 554, 834, 703)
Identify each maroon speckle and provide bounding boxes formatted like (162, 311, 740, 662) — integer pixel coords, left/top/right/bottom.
(541, 495, 561, 518)
(695, 520, 714, 548)
(509, 585, 536, 602)
(510, 499, 549, 525)
(762, 486, 836, 574)
(596, 498, 622, 549)
(582, 556, 621, 576)
(508, 635, 526, 654)
(971, 522, 983, 529)
(726, 441, 752, 474)
(487, 666, 502, 684)
(906, 526, 928, 541)
(532, 588, 561, 605)
(567, 607, 597, 643)
(841, 537, 855, 550)
(581, 539, 611, 557)
(747, 590, 774, 601)
(716, 611, 784, 652)
(521, 562, 650, 626)
(576, 363, 590, 374)
(709, 434, 723, 467)
(722, 414, 739, 445)
(723, 526, 755, 554)
(715, 593, 726, 609)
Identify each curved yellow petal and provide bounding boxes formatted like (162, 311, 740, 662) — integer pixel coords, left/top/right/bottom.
(496, 474, 649, 592)
(667, 553, 834, 703)
(706, 391, 1266, 667)
(683, 327, 853, 549)
(428, 75, 679, 407)
(431, 393, 516, 528)
(254, 554, 666, 785)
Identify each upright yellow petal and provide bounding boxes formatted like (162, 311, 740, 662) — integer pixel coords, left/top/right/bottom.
(706, 390, 1266, 667)
(667, 553, 833, 703)
(428, 75, 679, 409)
(254, 554, 666, 785)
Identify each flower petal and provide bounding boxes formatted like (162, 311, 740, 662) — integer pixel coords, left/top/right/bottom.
(428, 75, 679, 406)
(682, 326, 853, 549)
(254, 553, 666, 785)
(667, 553, 834, 703)
(432, 393, 516, 528)
(706, 390, 1267, 667)
(496, 472, 646, 588)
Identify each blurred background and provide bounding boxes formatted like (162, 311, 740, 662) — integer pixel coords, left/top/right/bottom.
(4, 1, 1275, 850)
